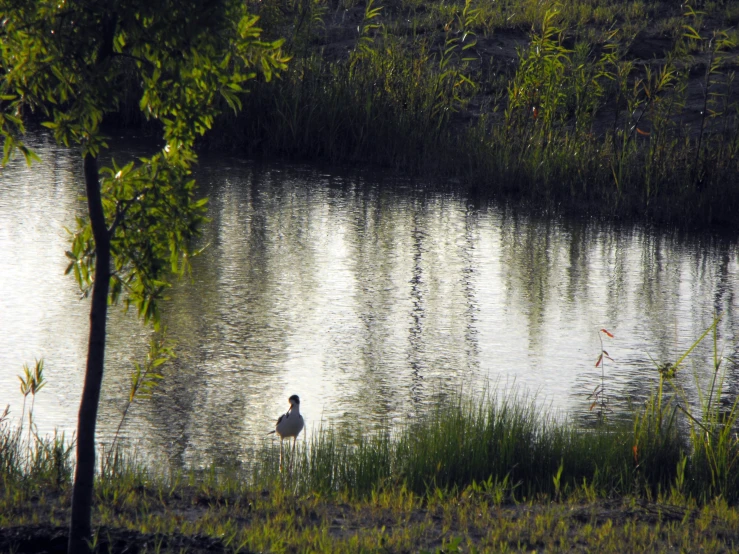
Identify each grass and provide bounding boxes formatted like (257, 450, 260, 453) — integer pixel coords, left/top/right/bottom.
(0, 405, 734, 552)
(4, 325, 739, 552)
(7, 464, 739, 553)
(186, 0, 739, 228)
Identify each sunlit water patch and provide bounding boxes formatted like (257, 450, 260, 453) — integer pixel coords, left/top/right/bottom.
(1, 138, 738, 468)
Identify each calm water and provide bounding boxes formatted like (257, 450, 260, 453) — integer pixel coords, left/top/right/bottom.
(1, 135, 738, 467)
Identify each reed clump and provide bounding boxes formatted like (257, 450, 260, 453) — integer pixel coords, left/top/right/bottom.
(263, 390, 679, 502)
(202, 0, 739, 227)
(2, 337, 739, 508)
(3, 321, 739, 552)
(0, 383, 723, 506)
(3, 335, 739, 550)
(2, 382, 738, 552)
(266, 319, 736, 505)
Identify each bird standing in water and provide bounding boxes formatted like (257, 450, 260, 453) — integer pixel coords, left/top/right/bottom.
(267, 394, 304, 473)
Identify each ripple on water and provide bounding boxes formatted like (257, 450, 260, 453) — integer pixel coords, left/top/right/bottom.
(1, 142, 738, 467)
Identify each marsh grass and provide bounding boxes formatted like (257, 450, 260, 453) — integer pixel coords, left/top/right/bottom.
(1, 383, 737, 552)
(0, 341, 735, 509)
(1, 383, 738, 550)
(264, 389, 682, 504)
(201, 0, 739, 226)
(3, 320, 739, 550)
(0, 419, 72, 511)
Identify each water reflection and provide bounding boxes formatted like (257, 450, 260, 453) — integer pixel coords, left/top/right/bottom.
(1, 140, 738, 468)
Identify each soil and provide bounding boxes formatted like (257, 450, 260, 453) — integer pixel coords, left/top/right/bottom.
(0, 525, 227, 554)
(0, 497, 731, 553)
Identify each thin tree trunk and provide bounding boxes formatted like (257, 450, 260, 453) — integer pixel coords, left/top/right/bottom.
(68, 153, 110, 554)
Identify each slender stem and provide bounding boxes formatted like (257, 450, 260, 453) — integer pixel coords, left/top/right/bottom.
(105, 400, 132, 474)
(677, 403, 711, 436)
(706, 318, 720, 419)
(693, 41, 715, 188)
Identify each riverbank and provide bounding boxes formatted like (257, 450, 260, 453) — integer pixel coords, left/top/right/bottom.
(4, 486, 739, 553)
(4, 361, 739, 552)
(190, 0, 739, 228)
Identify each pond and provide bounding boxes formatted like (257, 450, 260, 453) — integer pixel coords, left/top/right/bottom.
(1, 134, 738, 468)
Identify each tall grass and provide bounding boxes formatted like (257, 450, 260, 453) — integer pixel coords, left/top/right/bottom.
(215, 23, 475, 172)
(200, 0, 739, 226)
(233, 319, 737, 504)
(267, 390, 680, 501)
(0, 388, 670, 502)
(0, 378, 734, 507)
(2, 321, 737, 507)
(0, 408, 72, 494)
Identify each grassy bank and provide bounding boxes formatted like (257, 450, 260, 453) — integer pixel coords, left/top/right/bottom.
(194, 0, 739, 227)
(4, 464, 739, 552)
(4, 351, 739, 552)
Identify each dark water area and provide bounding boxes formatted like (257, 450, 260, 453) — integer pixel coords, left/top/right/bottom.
(1, 134, 738, 468)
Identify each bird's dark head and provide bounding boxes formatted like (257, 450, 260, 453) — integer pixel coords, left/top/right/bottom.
(288, 394, 300, 406)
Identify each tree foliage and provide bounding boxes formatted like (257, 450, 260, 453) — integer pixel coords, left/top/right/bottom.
(1, 0, 288, 321)
(0, 1, 288, 551)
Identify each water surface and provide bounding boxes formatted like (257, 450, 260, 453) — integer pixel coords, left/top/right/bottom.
(1, 136, 738, 467)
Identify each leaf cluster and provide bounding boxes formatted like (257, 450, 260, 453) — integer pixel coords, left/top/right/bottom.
(1, 0, 289, 324)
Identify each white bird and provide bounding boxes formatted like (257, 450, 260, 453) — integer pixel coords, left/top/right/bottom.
(267, 394, 304, 473)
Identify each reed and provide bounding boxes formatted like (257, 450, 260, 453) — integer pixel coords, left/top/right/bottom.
(242, 318, 735, 503)
(198, 0, 739, 226)
(3, 317, 739, 552)
(251, 390, 671, 502)
(0, 374, 733, 508)
(4, 313, 738, 506)
(0, 418, 72, 498)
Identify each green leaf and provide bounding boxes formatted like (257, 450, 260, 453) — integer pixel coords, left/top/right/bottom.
(683, 25, 702, 41)
(2, 136, 12, 165)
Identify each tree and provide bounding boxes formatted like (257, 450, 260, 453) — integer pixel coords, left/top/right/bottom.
(0, 1, 288, 551)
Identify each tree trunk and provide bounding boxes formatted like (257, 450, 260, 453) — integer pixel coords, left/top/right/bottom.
(68, 153, 110, 554)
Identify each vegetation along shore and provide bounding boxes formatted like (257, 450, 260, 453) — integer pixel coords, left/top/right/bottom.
(5, 357, 739, 551)
(4, 321, 739, 552)
(191, 0, 739, 228)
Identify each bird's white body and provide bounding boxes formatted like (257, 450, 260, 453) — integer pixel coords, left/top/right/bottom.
(270, 394, 304, 473)
(275, 400, 304, 439)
